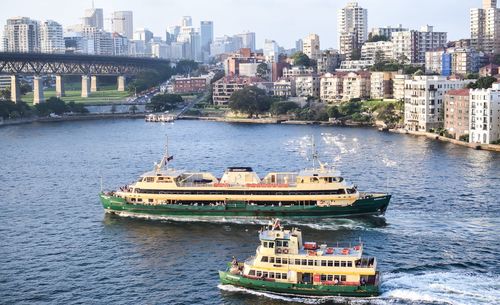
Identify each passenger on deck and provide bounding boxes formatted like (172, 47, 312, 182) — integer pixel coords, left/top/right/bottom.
(360, 277, 366, 285)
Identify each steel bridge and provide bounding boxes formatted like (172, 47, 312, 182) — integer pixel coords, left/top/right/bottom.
(0, 52, 171, 104)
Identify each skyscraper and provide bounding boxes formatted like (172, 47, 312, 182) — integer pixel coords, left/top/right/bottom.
(302, 34, 320, 60)
(234, 32, 256, 52)
(471, 0, 500, 54)
(3, 17, 40, 52)
(181, 16, 192, 27)
(112, 11, 133, 40)
(337, 2, 368, 59)
(83, 8, 104, 30)
(263, 39, 279, 62)
(200, 21, 213, 53)
(40, 20, 64, 53)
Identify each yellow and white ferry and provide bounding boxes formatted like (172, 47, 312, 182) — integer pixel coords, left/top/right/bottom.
(99, 143, 390, 219)
(219, 220, 381, 297)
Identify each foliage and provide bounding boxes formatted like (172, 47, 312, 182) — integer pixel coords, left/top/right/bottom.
(175, 60, 199, 75)
(256, 63, 269, 78)
(370, 60, 423, 75)
(183, 109, 202, 116)
(490, 139, 500, 144)
(20, 83, 32, 95)
(467, 76, 497, 89)
(367, 34, 389, 43)
(147, 94, 183, 112)
(291, 52, 311, 67)
(459, 134, 469, 142)
(350, 48, 361, 61)
(291, 106, 329, 121)
(0, 88, 11, 100)
(129, 105, 138, 114)
(466, 73, 479, 80)
(66, 101, 89, 114)
(327, 106, 340, 119)
(34, 97, 89, 116)
(228, 86, 272, 117)
(128, 63, 174, 94)
(270, 101, 299, 115)
(0, 100, 31, 119)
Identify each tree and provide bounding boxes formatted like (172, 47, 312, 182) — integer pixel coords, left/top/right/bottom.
(20, 83, 32, 95)
(367, 34, 389, 43)
(327, 106, 340, 119)
(467, 76, 497, 89)
(270, 101, 299, 115)
(350, 48, 361, 60)
(228, 86, 271, 117)
(35, 97, 68, 116)
(0, 100, 31, 119)
(256, 63, 269, 78)
(175, 60, 199, 75)
(67, 101, 89, 114)
(291, 52, 311, 67)
(0, 88, 11, 100)
(147, 94, 183, 112)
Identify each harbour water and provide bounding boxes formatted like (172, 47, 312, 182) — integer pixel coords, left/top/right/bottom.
(0, 119, 499, 305)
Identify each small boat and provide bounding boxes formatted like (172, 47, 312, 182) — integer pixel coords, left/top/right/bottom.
(219, 219, 381, 297)
(145, 113, 175, 122)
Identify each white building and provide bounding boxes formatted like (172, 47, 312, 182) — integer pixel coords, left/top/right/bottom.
(342, 71, 371, 101)
(294, 75, 320, 98)
(83, 7, 103, 30)
(393, 74, 410, 101)
(337, 2, 368, 59)
(317, 49, 341, 74)
(282, 66, 314, 78)
(361, 41, 394, 61)
(112, 11, 133, 39)
(273, 79, 293, 98)
(338, 60, 374, 71)
(320, 73, 345, 103)
(263, 39, 279, 62)
(370, 24, 407, 39)
(303, 33, 321, 60)
(3, 17, 39, 52)
(425, 49, 445, 74)
(234, 32, 256, 51)
(469, 83, 500, 144)
(392, 25, 447, 63)
(82, 26, 113, 55)
(112, 33, 129, 56)
(239, 63, 260, 77)
(39, 20, 64, 53)
(370, 72, 397, 100)
(404, 76, 473, 131)
(471, 0, 500, 54)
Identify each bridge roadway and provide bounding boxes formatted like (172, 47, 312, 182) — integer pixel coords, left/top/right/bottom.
(0, 52, 171, 104)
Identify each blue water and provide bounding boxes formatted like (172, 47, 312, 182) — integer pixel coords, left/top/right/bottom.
(0, 119, 499, 305)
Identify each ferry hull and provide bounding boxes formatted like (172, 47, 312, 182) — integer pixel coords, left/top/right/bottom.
(219, 271, 380, 297)
(99, 194, 390, 219)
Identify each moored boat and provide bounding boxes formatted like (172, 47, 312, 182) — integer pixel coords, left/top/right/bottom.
(99, 142, 390, 220)
(219, 219, 381, 297)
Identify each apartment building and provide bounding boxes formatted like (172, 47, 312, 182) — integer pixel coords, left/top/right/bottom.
(361, 41, 394, 61)
(370, 72, 397, 99)
(469, 83, 500, 144)
(342, 71, 371, 101)
(212, 76, 268, 106)
(320, 73, 347, 103)
(392, 25, 447, 63)
(294, 75, 320, 98)
(444, 89, 470, 139)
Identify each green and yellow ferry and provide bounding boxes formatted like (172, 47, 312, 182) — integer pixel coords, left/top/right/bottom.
(99, 145, 390, 220)
(219, 220, 381, 297)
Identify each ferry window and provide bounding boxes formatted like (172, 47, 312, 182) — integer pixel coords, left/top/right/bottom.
(146, 177, 154, 182)
(334, 261, 340, 267)
(131, 198, 136, 202)
(276, 258, 281, 264)
(249, 270, 255, 276)
(328, 261, 333, 267)
(263, 272, 268, 278)
(327, 275, 333, 281)
(263, 242, 268, 248)
(276, 241, 282, 247)
(341, 261, 346, 267)
(276, 273, 281, 279)
(282, 273, 287, 280)
(295, 259, 300, 265)
(261, 256, 268, 262)
(341, 275, 346, 282)
(270, 257, 275, 263)
(321, 260, 327, 267)
(148, 199, 153, 203)
(334, 275, 339, 281)
(137, 198, 142, 202)
(281, 258, 287, 264)
(283, 241, 289, 247)
(321, 275, 327, 281)
(256, 271, 262, 277)
(269, 272, 275, 278)
(308, 260, 314, 266)
(347, 261, 352, 267)
(269, 242, 274, 248)
(301, 259, 307, 265)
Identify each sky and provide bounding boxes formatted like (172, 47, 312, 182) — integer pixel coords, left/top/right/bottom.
(0, 0, 481, 49)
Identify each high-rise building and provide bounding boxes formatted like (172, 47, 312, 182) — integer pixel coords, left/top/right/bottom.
(370, 24, 407, 40)
(133, 28, 153, 43)
(112, 11, 133, 40)
(83, 7, 104, 30)
(392, 25, 447, 63)
(181, 16, 192, 27)
(263, 39, 279, 62)
(200, 21, 213, 60)
(471, 0, 500, 54)
(3, 17, 40, 53)
(295, 39, 303, 53)
(302, 34, 320, 60)
(39, 20, 64, 53)
(234, 32, 256, 52)
(337, 2, 368, 60)
(82, 26, 113, 55)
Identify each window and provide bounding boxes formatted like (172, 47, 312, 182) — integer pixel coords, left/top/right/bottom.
(261, 256, 268, 262)
(256, 271, 262, 277)
(276, 258, 281, 264)
(249, 270, 255, 276)
(341, 275, 346, 282)
(283, 241, 289, 247)
(347, 261, 352, 267)
(341, 261, 346, 267)
(327, 275, 333, 281)
(276, 273, 281, 279)
(321, 275, 327, 281)
(269, 242, 274, 248)
(270, 257, 275, 264)
(282, 273, 287, 279)
(263, 242, 268, 248)
(328, 261, 333, 267)
(308, 260, 314, 266)
(281, 258, 288, 264)
(295, 259, 300, 265)
(321, 260, 327, 267)
(269, 272, 275, 279)
(263, 272, 268, 278)
(276, 241, 282, 247)
(334, 261, 340, 267)
(301, 259, 307, 265)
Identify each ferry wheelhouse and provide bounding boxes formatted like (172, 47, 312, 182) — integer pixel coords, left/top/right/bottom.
(219, 220, 380, 297)
(99, 144, 390, 219)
